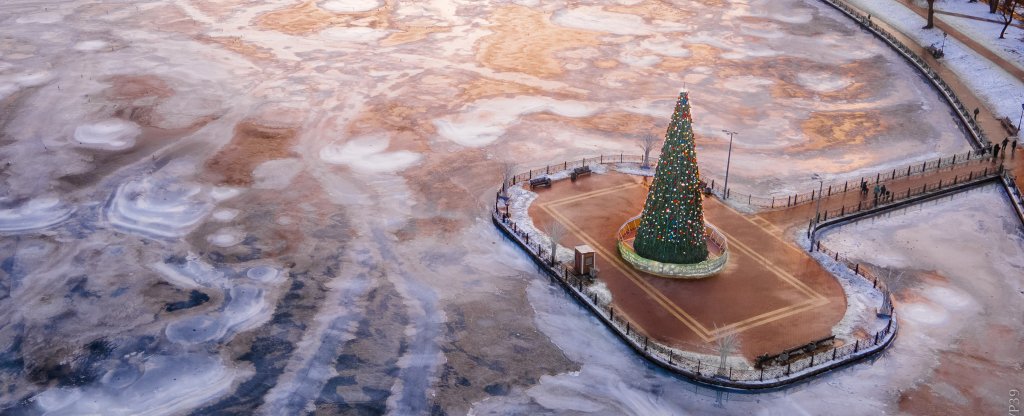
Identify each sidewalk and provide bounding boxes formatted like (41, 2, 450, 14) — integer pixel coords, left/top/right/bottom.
(758, 151, 1021, 229)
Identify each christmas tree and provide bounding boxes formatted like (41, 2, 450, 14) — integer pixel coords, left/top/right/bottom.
(632, 90, 709, 264)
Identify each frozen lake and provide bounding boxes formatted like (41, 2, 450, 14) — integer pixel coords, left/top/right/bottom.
(0, 0, 1016, 414)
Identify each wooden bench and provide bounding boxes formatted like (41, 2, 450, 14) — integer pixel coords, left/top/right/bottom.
(754, 335, 836, 368)
(570, 165, 592, 181)
(999, 116, 1019, 135)
(529, 177, 551, 189)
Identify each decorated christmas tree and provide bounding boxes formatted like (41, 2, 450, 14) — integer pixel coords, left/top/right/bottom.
(632, 90, 709, 264)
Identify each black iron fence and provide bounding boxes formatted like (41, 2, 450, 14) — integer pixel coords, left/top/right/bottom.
(493, 207, 897, 387)
(503, 151, 996, 210)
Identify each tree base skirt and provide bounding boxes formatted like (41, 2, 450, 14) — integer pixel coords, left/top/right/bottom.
(616, 215, 729, 279)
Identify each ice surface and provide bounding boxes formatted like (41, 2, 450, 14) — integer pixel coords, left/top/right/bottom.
(1, 0, 1019, 413)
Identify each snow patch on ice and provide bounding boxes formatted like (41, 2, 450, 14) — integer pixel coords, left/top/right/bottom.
(212, 208, 239, 222)
(207, 228, 244, 247)
(106, 178, 213, 239)
(246, 265, 283, 283)
(152, 254, 225, 289)
(73, 119, 140, 150)
(320, 134, 422, 173)
(33, 354, 244, 416)
(318, 0, 382, 13)
(73, 40, 109, 52)
(434, 97, 600, 147)
(795, 72, 853, 93)
(0, 196, 74, 233)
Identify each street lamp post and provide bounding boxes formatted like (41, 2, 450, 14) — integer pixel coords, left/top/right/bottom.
(721, 130, 738, 199)
(1017, 102, 1023, 132)
(810, 174, 824, 252)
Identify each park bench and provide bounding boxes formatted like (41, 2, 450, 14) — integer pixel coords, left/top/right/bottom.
(529, 177, 551, 189)
(999, 116, 1019, 136)
(754, 335, 836, 368)
(570, 165, 592, 181)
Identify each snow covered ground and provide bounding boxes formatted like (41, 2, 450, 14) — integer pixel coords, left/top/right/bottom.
(846, 0, 1024, 127)
(923, 0, 1024, 70)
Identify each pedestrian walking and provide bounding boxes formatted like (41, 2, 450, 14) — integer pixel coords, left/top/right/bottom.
(880, 184, 887, 197)
(1003, 137, 1009, 151)
(873, 184, 880, 204)
(974, 107, 980, 120)
(860, 180, 868, 195)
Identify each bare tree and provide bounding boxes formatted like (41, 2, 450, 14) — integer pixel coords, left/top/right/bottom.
(998, 0, 1021, 38)
(714, 326, 741, 377)
(924, 0, 936, 29)
(545, 220, 567, 265)
(500, 162, 516, 196)
(639, 133, 659, 169)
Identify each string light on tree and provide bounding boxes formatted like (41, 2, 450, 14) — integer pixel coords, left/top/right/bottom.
(632, 90, 709, 264)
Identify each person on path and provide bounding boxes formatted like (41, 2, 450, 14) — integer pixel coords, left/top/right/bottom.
(1003, 137, 1009, 153)
(880, 184, 887, 202)
(873, 184, 880, 204)
(974, 107, 980, 120)
(994, 143, 1001, 159)
(861, 180, 868, 195)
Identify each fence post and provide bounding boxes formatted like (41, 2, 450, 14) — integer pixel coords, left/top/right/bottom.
(854, 264, 859, 274)
(786, 362, 791, 376)
(811, 189, 815, 200)
(748, 195, 751, 204)
(669, 351, 673, 364)
(697, 361, 701, 374)
(844, 181, 848, 192)
(832, 348, 837, 361)
(610, 307, 614, 319)
(810, 354, 814, 366)
(876, 172, 880, 183)
(907, 166, 911, 176)
(772, 197, 775, 208)
(828, 185, 832, 196)
(816, 241, 821, 252)
(760, 368, 764, 381)
(620, 153, 623, 163)
(626, 322, 630, 335)
(644, 336, 648, 351)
